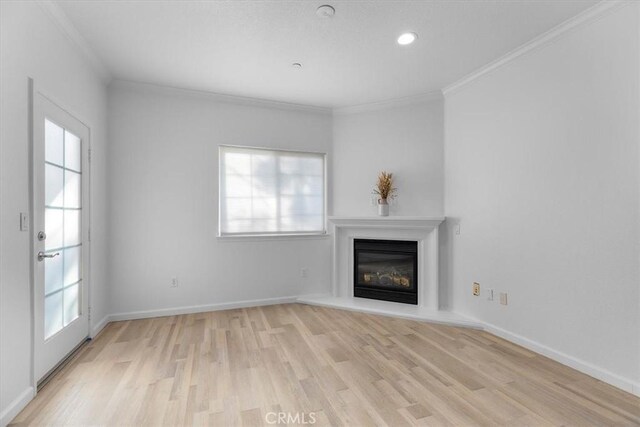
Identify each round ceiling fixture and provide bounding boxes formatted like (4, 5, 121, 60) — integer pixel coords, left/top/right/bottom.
(292, 62, 302, 68)
(397, 32, 418, 45)
(316, 5, 335, 18)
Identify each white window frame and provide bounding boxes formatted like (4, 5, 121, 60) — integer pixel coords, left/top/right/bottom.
(218, 144, 328, 238)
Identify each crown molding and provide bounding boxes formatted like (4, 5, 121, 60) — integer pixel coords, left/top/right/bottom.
(36, 0, 112, 83)
(113, 80, 445, 116)
(442, 0, 628, 97)
(110, 79, 333, 115)
(333, 90, 443, 115)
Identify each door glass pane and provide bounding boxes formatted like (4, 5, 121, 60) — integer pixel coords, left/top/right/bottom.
(44, 292, 63, 339)
(43, 117, 83, 340)
(45, 120, 64, 166)
(64, 130, 81, 172)
(45, 165, 64, 207)
(45, 252, 63, 295)
(45, 208, 63, 250)
(64, 171, 81, 208)
(63, 284, 79, 326)
(63, 210, 80, 246)
(64, 246, 80, 286)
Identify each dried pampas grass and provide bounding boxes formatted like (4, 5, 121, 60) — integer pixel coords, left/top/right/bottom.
(373, 171, 396, 201)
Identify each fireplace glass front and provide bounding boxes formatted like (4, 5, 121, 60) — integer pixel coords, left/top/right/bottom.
(354, 239, 418, 305)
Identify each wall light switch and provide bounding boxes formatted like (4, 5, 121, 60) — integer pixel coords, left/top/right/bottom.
(486, 289, 494, 301)
(19, 212, 28, 231)
(500, 292, 508, 305)
(455, 223, 461, 235)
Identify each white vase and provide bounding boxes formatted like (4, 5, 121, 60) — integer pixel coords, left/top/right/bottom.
(378, 200, 389, 216)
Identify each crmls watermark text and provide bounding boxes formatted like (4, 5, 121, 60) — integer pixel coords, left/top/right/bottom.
(265, 412, 317, 424)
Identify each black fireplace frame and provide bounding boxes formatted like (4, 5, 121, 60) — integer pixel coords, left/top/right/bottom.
(353, 238, 418, 305)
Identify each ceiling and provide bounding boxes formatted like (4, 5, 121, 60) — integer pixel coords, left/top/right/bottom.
(57, 0, 599, 108)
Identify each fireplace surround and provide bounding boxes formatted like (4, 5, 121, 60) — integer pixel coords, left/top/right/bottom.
(298, 217, 481, 329)
(311, 216, 445, 313)
(354, 239, 418, 304)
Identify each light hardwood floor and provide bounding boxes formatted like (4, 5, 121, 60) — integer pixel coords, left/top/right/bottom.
(12, 303, 640, 426)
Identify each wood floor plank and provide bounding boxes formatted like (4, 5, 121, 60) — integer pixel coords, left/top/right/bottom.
(10, 303, 640, 426)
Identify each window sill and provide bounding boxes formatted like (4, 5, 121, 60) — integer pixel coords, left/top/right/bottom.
(217, 233, 331, 242)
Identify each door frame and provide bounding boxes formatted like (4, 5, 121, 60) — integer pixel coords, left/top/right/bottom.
(29, 78, 93, 391)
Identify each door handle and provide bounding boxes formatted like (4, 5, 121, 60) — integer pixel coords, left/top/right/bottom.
(37, 251, 59, 262)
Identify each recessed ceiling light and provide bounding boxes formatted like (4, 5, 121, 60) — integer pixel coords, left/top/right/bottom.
(292, 62, 302, 68)
(316, 5, 335, 18)
(397, 32, 418, 46)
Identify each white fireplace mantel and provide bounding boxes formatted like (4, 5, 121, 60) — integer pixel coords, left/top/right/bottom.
(328, 215, 444, 310)
(297, 216, 481, 328)
(327, 216, 446, 229)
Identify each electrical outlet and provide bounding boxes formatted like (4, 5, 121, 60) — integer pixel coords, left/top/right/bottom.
(473, 282, 480, 296)
(300, 267, 308, 278)
(171, 277, 179, 288)
(486, 288, 494, 301)
(500, 292, 508, 305)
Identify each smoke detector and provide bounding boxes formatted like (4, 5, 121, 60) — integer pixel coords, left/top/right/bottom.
(316, 5, 335, 18)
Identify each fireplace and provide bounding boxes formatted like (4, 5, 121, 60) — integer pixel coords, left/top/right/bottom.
(354, 239, 418, 305)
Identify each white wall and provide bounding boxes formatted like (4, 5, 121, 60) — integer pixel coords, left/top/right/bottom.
(107, 81, 332, 315)
(2, 4, 638, 423)
(444, 2, 640, 390)
(0, 1, 109, 423)
(332, 97, 444, 217)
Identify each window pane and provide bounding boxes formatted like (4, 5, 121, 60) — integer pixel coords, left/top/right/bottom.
(45, 208, 63, 250)
(225, 175, 252, 197)
(45, 164, 64, 207)
(64, 130, 81, 171)
(64, 246, 81, 286)
(251, 153, 276, 175)
(219, 146, 325, 235)
(280, 155, 323, 175)
(63, 283, 79, 326)
(252, 197, 277, 219)
(225, 198, 252, 220)
(64, 210, 81, 246)
(225, 219, 278, 234)
(281, 196, 323, 216)
(45, 292, 63, 339)
(280, 215, 324, 232)
(301, 157, 324, 176)
(64, 170, 81, 208)
(45, 119, 64, 166)
(224, 152, 251, 175)
(281, 175, 323, 196)
(45, 250, 63, 295)
(251, 175, 277, 198)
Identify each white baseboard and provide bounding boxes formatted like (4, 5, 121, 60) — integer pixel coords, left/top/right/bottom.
(0, 386, 35, 427)
(108, 295, 299, 322)
(483, 321, 640, 398)
(91, 314, 111, 338)
(297, 294, 483, 329)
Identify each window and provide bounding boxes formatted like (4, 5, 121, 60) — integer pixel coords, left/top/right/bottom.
(219, 145, 326, 236)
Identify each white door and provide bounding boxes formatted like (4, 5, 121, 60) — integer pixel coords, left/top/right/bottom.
(33, 94, 90, 382)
